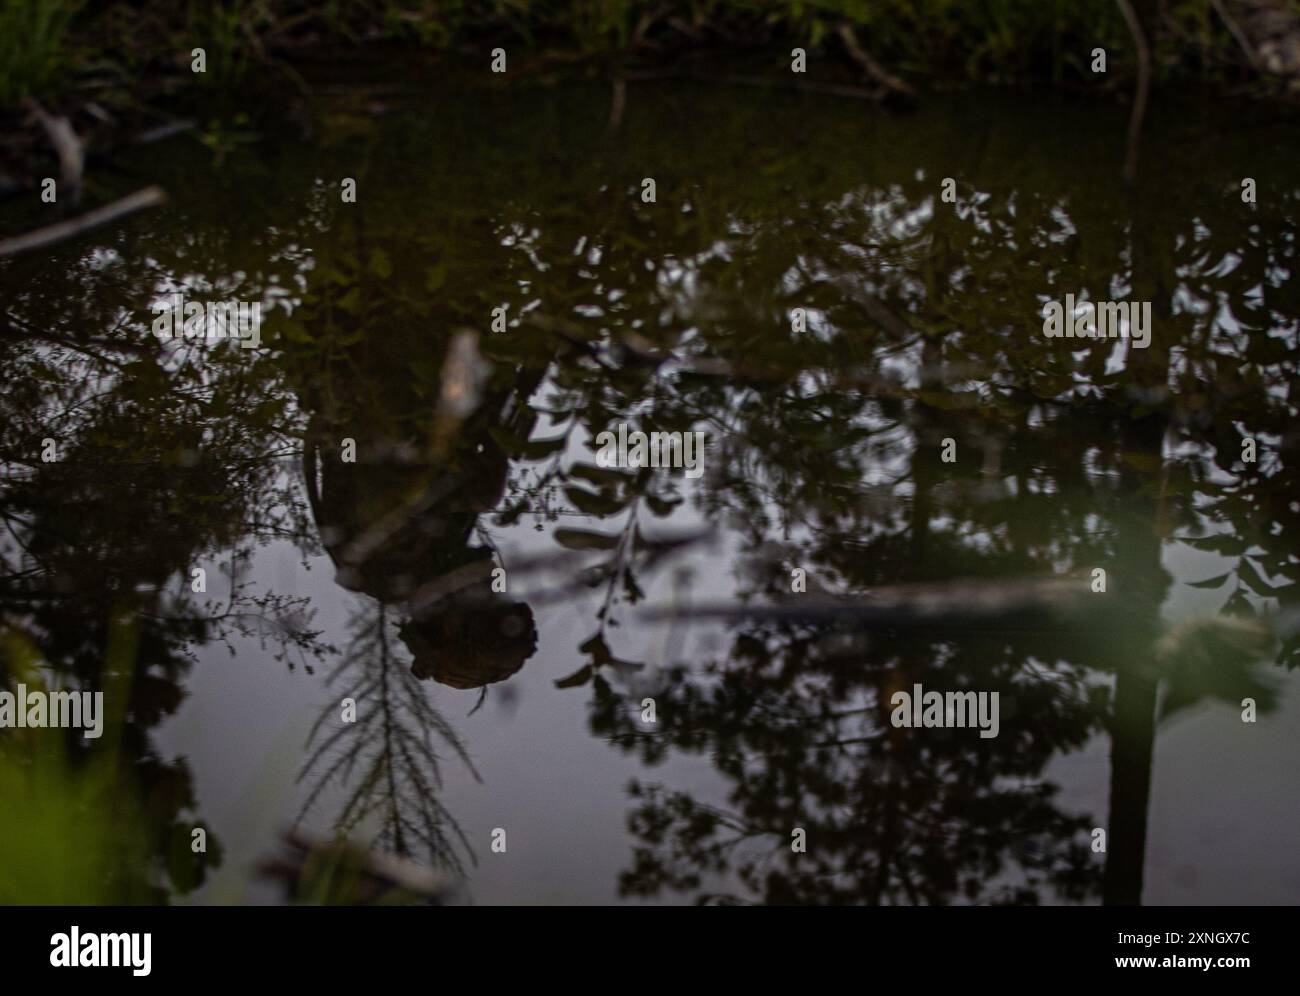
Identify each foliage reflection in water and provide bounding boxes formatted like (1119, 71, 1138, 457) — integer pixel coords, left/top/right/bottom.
(1, 80, 1297, 905)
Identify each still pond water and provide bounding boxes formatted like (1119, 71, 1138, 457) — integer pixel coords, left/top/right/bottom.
(1, 72, 1298, 904)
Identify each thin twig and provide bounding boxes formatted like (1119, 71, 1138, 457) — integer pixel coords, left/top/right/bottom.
(835, 23, 917, 100)
(133, 120, 196, 145)
(1208, 0, 1263, 71)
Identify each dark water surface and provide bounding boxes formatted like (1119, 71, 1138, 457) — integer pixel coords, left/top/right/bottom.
(2, 75, 1298, 905)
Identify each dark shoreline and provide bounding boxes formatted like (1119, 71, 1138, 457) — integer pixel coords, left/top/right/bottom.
(3, 0, 1298, 206)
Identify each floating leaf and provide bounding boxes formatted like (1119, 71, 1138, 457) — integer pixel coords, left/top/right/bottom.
(569, 462, 633, 487)
(554, 665, 592, 689)
(487, 427, 568, 459)
(279, 318, 312, 343)
(1120, 450, 1162, 472)
(554, 528, 619, 551)
(1237, 557, 1280, 596)
(369, 248, 392, 279)
(579, 632, 611, 662)
(1185, 571, 1232, 590)
(645, 492, 682, 517)
(336, 286, 363, 314)
(565, 486, 624, 516)
(1184, 533, 1244, 556)
(425, 261, 446, 292)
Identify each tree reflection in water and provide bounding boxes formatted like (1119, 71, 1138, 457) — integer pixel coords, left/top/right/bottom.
(0, 83, 1295, 902)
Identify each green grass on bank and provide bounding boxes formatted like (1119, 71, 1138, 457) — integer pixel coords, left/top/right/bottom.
(0, 0, 84, 106)
(0, 0, 1291, 111)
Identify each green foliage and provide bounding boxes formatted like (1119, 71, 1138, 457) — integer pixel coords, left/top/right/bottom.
(0, 739, 146, 904)
(185, 0, 273, 84)
(0, 621, 224, 903)
(0, 0, 1278, 110)
(0, 629, 150, 904)
(0, 0, 83, 105)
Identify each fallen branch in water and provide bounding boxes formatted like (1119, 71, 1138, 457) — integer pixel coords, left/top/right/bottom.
(0, 185, 166, 258)
(640, 578, 1096, 630)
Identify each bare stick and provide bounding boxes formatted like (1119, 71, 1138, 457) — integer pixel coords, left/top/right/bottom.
(836, 23, 917, 100)
(23, 99, 84, 201)
(0, 186, 167, 258)
(1208, 0, 1263, 71)
(608, 76, 626, 129)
